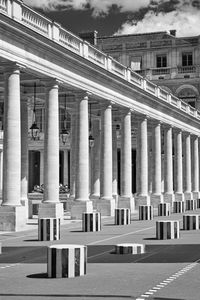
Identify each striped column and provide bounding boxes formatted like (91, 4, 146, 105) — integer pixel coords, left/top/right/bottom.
(47, 244, 87, 278)
(158, 203, 171, 216)
(82, 212, 101, 232)
(139, 205, 153, 220)
(183, 215, 200, 230)
(38, 218, 60, 241)
(173, 201, 185, 213)
(115, 208, 131, 225)
(156, 220, 180, 239)
(115, 243, 145, 254)
(186, 199, 197, 211)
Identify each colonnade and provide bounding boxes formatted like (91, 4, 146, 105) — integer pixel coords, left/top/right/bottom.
(0, 64, 200, 231)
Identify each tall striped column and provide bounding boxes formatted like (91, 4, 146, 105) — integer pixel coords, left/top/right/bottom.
(0, 63, 26, 231)
(39, 79, 63, 219)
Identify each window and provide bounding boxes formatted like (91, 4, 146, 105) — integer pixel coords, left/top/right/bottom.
(130, 56, 142, 70)
(182, 52, 193, 66)
(156, 55, 167, 68)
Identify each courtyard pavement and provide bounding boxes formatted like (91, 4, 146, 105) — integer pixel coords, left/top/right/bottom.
(0, 209, 200, 300)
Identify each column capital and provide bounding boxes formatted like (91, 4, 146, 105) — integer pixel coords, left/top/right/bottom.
(2, 62, 26, 75)
(75, 91, 91, 101)
(173, 127, 183, 134)
(163, 123, 173, 130)
(42, 78, 62, 88)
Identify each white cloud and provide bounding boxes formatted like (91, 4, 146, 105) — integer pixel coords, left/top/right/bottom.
(115, 2, 200, 37)
(23, 0, 152, 13)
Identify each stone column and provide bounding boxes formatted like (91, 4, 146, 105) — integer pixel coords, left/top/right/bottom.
(112, 123, 118, 202)
(192, 135, 199, 199)
(21, 98, 29, 218)
(39, 79, 63, 218)
(183, 132, 192, 200)
(118, 109, 134, 211)
(163, 125, 174, 204)
(0, 64, 26, 231)
(148, 134, 152, 195)
(39, 150, 44, 185)
(96, 102, 115, 216)
(91, 119, 100, 199)
(63, 149, 69, 186)
(151, 121, 163, 205)
(0, 150, 3, 192)
(69, 112, 76, 198)
(174, 129, 184, 201)
(135, 116, 150, 206)
(71, 93, 93, 218)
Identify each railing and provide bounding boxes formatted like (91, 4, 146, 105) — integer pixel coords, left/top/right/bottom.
(0, 0, 200, 125)
(22, 6, 50, 36)
(152, 68, 170, 75)
(178, 66, 196, 73)
(59, 27, 82, 54)
(189, 106, 196, 116)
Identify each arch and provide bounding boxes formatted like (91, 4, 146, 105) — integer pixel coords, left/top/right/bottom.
(175, 84, 199, 97)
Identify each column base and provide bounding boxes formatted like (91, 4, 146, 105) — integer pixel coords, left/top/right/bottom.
(135, 195, 150, 208)
(175, 193, 184, 201)
(0, 206, 26, 231)
(21, 197, 29, 219)
(118, 196, 135, 212)
(71, 200, 93, 220)
(163, 193, 174, 205)
(38, 202, 64, 219)
(192, 192, 200, 200)
(96, 198, 116, 216)
(90, 195, 100, 211)
(184, 192, 193, 201)
(150, 194, 163, 207)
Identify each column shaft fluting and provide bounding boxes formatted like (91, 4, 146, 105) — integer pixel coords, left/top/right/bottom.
(184, 133, 191, 192)
(2, 67, 21, 206)
(164, 126, 173, 194)
(152, 122, 161, 194)
(174, 130, 183, 193)
(100, 103, 113, 200)
(43, 81, 59, 203)
(138, 117, 148, 196)
(75, 94, 89, 201)
(121, 110, 132, 197)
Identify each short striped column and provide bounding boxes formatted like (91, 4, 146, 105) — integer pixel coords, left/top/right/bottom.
(197, 199, 200, 208)
(186, 199, 197, 211)
(183, 214, 200, 230)
(114, 208, 131, 225)
(47, 244, 87, 278)
(38, 218, 60, 241)
(139, 205, 153, 220)
(158, 203, 171, 216)
(173, 201, 185, 213)
(156, 220, 180, 239)
(82, 212, 101, 232)
(115, 243, 145, 254)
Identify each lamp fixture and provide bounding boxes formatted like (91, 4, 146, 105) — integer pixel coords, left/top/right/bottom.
(89, 103, 94, 147)
(30, 82, 40, 140)
(60, 94, 70, 145)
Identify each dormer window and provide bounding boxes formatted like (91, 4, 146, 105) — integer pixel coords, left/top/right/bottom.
(182, 52, 193, 66)
(156, 54, 167, 68)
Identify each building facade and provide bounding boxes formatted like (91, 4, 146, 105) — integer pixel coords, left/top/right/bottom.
(97, 30, 200, 109)
(0, 1, 200, 231)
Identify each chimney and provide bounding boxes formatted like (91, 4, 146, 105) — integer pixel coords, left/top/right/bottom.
(78, 31, 98, 46)
(169, 30, 176, 37)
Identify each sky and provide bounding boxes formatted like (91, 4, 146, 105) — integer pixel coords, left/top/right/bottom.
(23, 0, 200, 37)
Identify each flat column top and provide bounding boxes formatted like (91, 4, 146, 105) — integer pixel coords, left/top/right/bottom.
(48, 244, 86, 249)
(116, 243, 144, 247)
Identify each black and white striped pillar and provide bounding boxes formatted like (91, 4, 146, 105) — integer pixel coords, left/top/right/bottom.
(158, 203, 171, 217)
(183, 214, 200, 230)
(115, 243, 145, 254)
(186, 199, 197, 211)
(139, 205, 153, 220)
(115, 208, 131, 225)
(38, 218, 60, 241)
(173, 201, 185, 213)
(47, 244, 87, 278)
(82, 212, 101, 232)
(156, 220, 180, 239)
